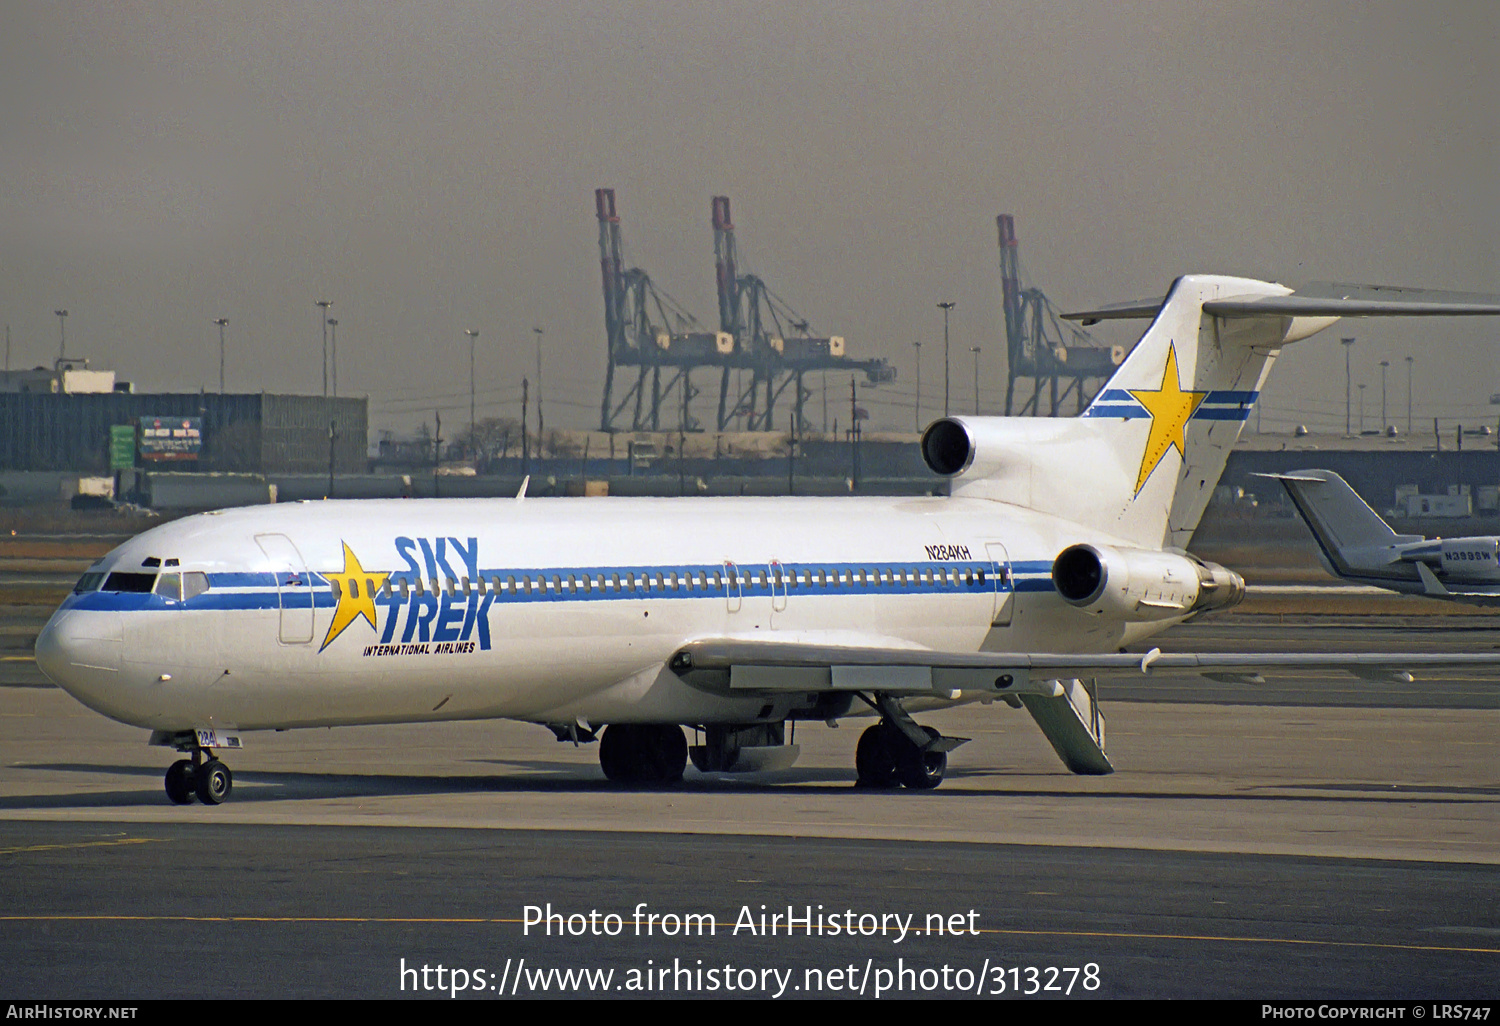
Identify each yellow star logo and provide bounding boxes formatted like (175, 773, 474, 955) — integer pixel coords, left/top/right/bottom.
(1129, 343, 1208, 495)
(319, 543, 391, 651)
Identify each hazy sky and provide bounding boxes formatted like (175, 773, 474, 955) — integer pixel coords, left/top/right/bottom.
(1, 1, 1495, 438)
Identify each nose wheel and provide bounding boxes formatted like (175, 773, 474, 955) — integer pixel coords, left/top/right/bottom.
(162, 751, 234, 805)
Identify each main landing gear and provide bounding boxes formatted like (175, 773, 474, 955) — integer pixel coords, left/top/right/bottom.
(854, 694, 967, 790)
(598, 724, 688, 786)
(163, 748, 233, 806)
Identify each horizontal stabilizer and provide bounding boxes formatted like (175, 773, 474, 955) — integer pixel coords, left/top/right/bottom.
(1203, 295, 1500, 318)
(1065, 282, 1500, 323)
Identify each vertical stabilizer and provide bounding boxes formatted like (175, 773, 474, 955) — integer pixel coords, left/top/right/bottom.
(927, 275, 1294, 548)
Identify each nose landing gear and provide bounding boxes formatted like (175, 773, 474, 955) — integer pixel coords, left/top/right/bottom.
(162, 751, 234, 805)
(152, 729, 240, 805)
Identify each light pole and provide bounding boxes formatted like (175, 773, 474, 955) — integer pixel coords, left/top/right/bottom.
(1341, 337, 1355, 436)
(1379, 360, 1389, 431)
(54, 309, 68, 361)
(214, 318, 229, 392)
(912, 341, 922, 431)
(465, 329, 479, 457)
(327, 318, 338, 398)
(1405, 355, 1414, 435)
(316, 300, 332, 397)
(937, 301, 955, 418)
(533, 327, 545, 445)
(1357, 383, 1366, 433)
(970, 346, 981, 415)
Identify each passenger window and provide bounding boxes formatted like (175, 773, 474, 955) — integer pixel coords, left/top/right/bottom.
(461, 576, 471, 596)
(330, 580, 344, 600)
(381, 580, 392, 598)
(154, 573, 182, 601)
(183, 572, 210, 601)
(399, 580, 410, 599)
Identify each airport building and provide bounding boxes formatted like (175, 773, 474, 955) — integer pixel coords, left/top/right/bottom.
(0, 390, 367, 475)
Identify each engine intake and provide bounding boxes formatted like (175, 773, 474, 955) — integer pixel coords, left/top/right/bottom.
(1051, 543, 1245, 621)
(921, 419, 975, 476)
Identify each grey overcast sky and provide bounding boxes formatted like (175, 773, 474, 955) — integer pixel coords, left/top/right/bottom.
(1, 1, 1495, 437)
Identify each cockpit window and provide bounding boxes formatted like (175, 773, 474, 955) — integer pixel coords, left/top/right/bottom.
(183, 572, 210, 600)
(103, 572, 157, 593)
(73, 572, 105, 594)
(154, 573, 182, 601)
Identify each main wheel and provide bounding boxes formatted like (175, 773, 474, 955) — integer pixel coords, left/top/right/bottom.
(599, 724, 687, 785)
(896, 726, 946, 790)
(855, 723, 900, 788)
(636, 725, 687, 785)
(195, 759, 233, 805)
(599, 725, 642, 784)
(164, 760, 197, 805)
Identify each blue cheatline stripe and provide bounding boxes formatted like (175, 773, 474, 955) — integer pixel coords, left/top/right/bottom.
(65, 558, 1062, 612)
(1085, 388, 1259, 420)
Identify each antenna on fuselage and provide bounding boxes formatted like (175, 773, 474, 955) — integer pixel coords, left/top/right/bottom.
(516, 475, 530, 502)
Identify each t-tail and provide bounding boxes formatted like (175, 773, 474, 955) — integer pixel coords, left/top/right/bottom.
(920, 275, 1500, 550)
(1257, 469, 1419, 578)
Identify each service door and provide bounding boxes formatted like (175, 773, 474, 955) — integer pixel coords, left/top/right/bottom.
(256, 533, 315, 645)
(985, 541, 1015, 627)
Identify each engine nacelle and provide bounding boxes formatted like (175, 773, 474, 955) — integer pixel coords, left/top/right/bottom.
(1051, 543, 1245, 621)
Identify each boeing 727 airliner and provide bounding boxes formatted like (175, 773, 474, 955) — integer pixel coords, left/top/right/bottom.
(34, 275, 1500, 804)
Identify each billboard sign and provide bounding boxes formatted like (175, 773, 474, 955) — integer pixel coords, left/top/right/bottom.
(109, 425, 136, 470)
(139, 417, 201, 461)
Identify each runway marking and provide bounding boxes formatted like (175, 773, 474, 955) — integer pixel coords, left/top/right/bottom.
(0, 914, 1494, 955)
(0, 838, 162, 856)
(0, 656, 36, 663)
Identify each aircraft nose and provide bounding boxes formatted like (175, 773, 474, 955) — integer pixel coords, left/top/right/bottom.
(34, 609, 125, 710)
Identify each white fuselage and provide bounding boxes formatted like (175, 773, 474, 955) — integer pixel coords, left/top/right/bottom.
(36, 494, 1178, 734)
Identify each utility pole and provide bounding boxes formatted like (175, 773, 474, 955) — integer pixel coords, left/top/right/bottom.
(849, 376, 858, 488)
(521, 377, 530, 476)
(938, 301, 955, 418)
(1379, 359, 1389, 431)
(970, 345, 982, 415)
(327, 318, 339, 398)
(912, 340, 922, 431)
(54, 309, 68, 361)
(316, 300, 332, 397)
(1341, 337, 1355, 436)
(433, 411, 443, 498)
(327, 420, 337, 499)
(214, 318, 229, 393)
(533, 327, 545, 448)
(465, 329, 480, 458)
(1405, 356, 1414, 436)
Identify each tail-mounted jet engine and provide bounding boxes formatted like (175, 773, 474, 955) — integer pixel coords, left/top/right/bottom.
(1051, 543, 1245, 621)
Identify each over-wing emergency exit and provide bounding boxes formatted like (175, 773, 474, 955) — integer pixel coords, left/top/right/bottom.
(33, 274, 1500, 804)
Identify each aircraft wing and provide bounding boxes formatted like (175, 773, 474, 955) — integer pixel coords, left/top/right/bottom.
(670, 638, 1500, 777)
(668, 638, 1500, 694)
